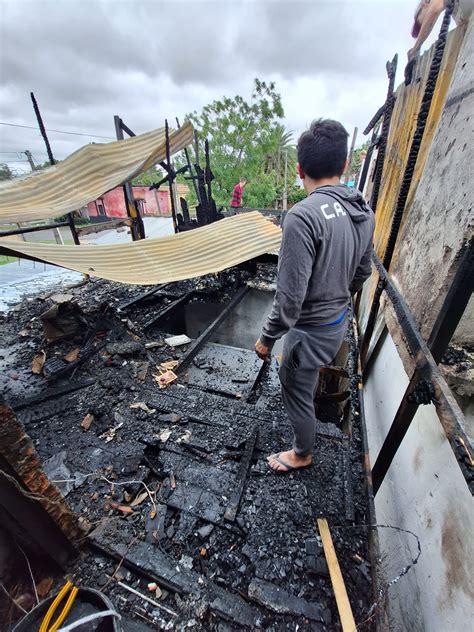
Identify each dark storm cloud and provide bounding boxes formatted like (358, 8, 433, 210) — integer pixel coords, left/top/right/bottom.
(0, 0, 417, 171)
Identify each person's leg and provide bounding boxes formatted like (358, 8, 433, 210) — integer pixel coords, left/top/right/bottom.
(268, 329, 317, 471)
(268, 320, 347, 472)
(281, 368, 319, 456)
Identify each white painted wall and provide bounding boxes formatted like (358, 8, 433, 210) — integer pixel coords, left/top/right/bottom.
(364, 334, 474, 631)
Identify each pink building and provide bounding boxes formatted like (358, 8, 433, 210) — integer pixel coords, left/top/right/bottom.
(86, 184, 189, 220)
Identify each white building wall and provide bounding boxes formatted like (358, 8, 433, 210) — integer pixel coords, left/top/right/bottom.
(364, 333, 474, 631)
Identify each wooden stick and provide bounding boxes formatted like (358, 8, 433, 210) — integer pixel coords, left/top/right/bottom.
(106, 576, 177, 617)
(317, 518, 356, 632)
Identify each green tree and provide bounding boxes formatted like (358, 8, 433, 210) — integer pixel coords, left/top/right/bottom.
(287, 183, 306, 206)
(183, 78, 290, 209)
(264, 124, 297, 184)
(0, 163, 13, 181)
(132, 166, 165, 186)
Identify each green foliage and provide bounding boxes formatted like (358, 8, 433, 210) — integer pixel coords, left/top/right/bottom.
(0, 163, 13, 181)
(34, 160, 54, 170)
(287, 184, 306, 206)
(183, 78, 295, 209)
(132, 166, 164, 186)
(52, 213, 90, 225)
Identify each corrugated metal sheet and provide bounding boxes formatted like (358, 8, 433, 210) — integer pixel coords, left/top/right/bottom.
(0, 212, 282, 285)
(0, 123, 194, 224)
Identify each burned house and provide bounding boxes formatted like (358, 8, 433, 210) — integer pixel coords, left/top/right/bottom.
(0, 11, 473, 632)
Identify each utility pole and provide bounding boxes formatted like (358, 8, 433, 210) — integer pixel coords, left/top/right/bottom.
(24, 150, 36, 171)
(25, 147, 63, 244)
(282, 149, 288, 211)
(30, 92, 79, 245)
(343, 127, 358, 185)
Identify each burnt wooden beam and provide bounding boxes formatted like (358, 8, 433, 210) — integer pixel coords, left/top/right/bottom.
(31, 92, 80, 245)
(224, 427, 258, 522)
(114, 114, 144, 241)
(372, 371, 421, 495)
(341, 439, 355, 522)
(116, 283, 173, 312)
(0, 221, 70, 238)
(177, 285, 250, 372)
(0, 402, 81, 565)
(0, 459, 76, 569)
(89, 520, 262, 627)
(369, 255, 473, 495)
(248, 578, 324, 624)
(143, 291, 194, 331)
(10, 378, 94, 412)
(427, 237, 473, 364)
(354, 342, 387, 629)
(76, 218, 131, 235)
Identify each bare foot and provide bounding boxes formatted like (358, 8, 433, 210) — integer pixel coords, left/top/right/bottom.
(267, 449, 312, 473)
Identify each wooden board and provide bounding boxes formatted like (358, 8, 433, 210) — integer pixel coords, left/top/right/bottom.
(317, 518, 356, 632)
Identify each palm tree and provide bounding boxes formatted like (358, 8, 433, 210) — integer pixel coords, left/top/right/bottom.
(265, 124, 297, 186)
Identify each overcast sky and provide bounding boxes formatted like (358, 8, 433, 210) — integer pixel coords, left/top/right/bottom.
(0, 0, 438, 174)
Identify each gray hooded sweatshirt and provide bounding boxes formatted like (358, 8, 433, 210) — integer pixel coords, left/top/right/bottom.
(260, 184, 375, 349)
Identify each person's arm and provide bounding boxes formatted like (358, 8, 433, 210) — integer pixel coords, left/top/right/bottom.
(257, 211, 316, 354)
(408, 0, 445, 60)
(349, 238, 373, 294)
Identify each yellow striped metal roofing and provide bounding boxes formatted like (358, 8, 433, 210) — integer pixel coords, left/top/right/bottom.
(0, 212, 282, 285)
(0, 122, 194, 224)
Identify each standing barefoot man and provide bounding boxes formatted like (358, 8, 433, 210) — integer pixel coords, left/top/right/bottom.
(255, 119, 375, 473)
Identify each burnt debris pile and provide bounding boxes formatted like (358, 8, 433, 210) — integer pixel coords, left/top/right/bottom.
(1, 263, 374, 630)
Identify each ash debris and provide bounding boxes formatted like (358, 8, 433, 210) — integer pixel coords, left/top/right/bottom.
(1, 262, 375, 631)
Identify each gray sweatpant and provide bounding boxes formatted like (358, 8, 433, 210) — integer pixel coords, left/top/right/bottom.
(278, 318, 348, 456)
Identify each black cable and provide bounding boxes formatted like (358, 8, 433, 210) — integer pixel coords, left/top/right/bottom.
(0, 121, 115, 139)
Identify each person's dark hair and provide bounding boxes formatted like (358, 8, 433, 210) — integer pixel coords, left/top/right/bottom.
(297, 119, 349, 179)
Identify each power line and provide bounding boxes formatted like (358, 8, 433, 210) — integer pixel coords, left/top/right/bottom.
(0, 121, 115, 139)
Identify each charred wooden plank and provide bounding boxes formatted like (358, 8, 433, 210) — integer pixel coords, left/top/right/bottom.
(10, 378, 94, 411)
(143, 291, 194, 331)
(224, 427, 258, 522)
(89, 519, 262, 627)
(116, 282, 174, 312)
(247, 578, 324, 625)
(0, 402, 80, 565)
(177, 286, 250, 372)
(342, 439, 355, 522)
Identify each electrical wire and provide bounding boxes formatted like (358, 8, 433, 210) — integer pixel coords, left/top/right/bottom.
(15, 542, 39, 605)
(0, 121, 115, 140)
(0, 582, 28, 614)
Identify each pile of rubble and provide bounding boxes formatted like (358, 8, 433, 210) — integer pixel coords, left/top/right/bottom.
(0, 263, 375, 630)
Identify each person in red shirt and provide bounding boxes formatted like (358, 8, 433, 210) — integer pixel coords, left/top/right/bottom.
(230, 177, 247, 208)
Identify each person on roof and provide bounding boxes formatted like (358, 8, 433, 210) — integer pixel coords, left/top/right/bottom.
(408, 0, 472, 61)
(255, 119, 375, 473)
(230, 177, 246, 209)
